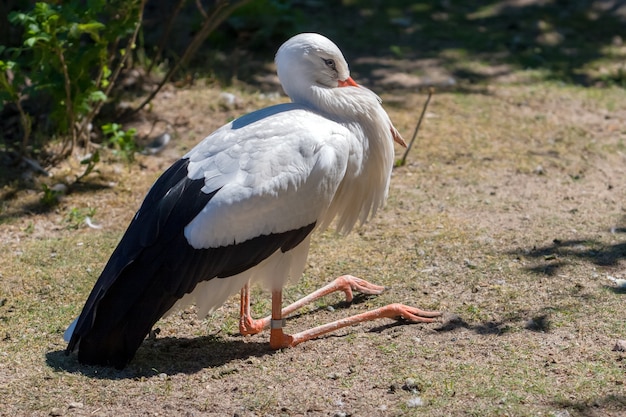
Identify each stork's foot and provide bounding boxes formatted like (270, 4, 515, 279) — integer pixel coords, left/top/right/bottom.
(269, 328, 294, 349)
(239, 283, 269, 336)
(327, 275, 386, 302)
(239, 314, 268, 336)
(382, 303, 442, 323)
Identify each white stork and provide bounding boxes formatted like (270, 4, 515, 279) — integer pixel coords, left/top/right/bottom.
(64, 33, 440, 369)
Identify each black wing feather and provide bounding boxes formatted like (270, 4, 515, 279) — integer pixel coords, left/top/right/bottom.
(66, 158, 315, 368)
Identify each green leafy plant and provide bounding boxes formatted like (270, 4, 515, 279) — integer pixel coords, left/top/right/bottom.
(102, 122, 138, 163)
(1, 0, 254, 166)
(4, 0, 144, 158)
(39, 184, 62, 208)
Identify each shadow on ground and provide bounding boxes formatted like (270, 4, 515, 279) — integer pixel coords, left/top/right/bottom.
(205, 0, 626, 90)
(507, 229, 626, 277)
(433, 309, 555, 336)
(139, 1, 626, 90)
(552, 394, 626, 416)
(46, 336, 271, 379)
(0, 163, 112, 224)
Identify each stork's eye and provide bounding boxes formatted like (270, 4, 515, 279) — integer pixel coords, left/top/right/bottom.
(323, 58, 336, 71)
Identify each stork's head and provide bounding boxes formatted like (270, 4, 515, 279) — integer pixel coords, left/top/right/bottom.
(275, 33, 406, 148)
(275, 33, 357, 101)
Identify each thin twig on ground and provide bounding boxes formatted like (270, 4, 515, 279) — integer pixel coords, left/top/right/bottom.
(398, 88, 434, 167)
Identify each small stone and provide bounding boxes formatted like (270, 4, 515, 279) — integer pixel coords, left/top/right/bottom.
(464, 259, 477, 269)
(218, 92, 242, 110)
(144, 133, 171, 155)
(612, 340, 626, 352)
(49, 408, 63, 416)
(51, 183, 68, 195)
(68, 402, 83, 409)
(406, 396, 424, 408)
(403, 378, 420, 393)
(608, 276, 626, 288)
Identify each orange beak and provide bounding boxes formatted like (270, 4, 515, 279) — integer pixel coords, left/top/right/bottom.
(338, 77, 359, 87)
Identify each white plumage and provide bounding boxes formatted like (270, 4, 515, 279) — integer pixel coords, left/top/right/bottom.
(65, 33, 439, 369)
(184, 106, 352, 249)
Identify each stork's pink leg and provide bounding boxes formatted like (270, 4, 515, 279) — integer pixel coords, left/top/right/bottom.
(269, 290, 293, 349)
(281, 303, 441, 348)
(239, 275, 386, 335)
(268, 291, 441, 349)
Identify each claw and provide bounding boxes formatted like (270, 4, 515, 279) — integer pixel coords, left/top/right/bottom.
(338, 275, 385, 301)
(387, 303, 442, 323)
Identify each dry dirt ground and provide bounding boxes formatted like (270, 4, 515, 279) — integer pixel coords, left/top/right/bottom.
(2, 6, 626, 417)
